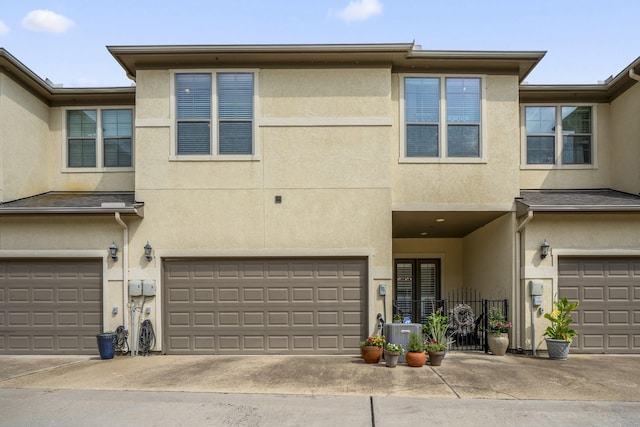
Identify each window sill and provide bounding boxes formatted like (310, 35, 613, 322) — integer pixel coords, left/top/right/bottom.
(169, 154, 261, 162)
(520, 164, 596, 170)
(399, 157, 487, 164)
(62, 167, 135, 173)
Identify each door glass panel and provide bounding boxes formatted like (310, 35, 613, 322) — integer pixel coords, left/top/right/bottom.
(396, 262, 413, 302)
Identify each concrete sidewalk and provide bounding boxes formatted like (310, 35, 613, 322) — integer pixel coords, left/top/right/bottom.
(2, 352, 640, 426)
(1, 352, 639, 401)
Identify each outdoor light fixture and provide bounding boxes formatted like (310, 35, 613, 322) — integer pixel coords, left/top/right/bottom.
(540, 239, 550, 259)
(109, 242, 118, 261)
(144, 241, 153, 261)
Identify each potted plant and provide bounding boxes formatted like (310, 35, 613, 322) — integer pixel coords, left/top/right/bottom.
(359, 334, 384, 363)
(543, 296, 579, 360)
(405, 331, 426, 367)
(424, 308, 452, 365)
(487, 306, 512, 356)
(383, 343, 404, 368)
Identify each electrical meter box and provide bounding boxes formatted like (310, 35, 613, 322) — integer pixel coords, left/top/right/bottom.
(128, 280, 142, 296)
(378, 284, 387, 296)
(532, 295, 543, 306)
(142, 280, 156, 296)
(529, 280, 544, 296)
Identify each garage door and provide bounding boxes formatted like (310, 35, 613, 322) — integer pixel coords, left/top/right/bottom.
(0, 259, 102, 354)
(558, 257, 640, 353)
(163, 258, 367, 355)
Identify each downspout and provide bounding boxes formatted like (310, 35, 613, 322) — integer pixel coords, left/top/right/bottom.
(630, 69, 640, 82)
(114, 212, 129, 341)
(516, 210, 534, 353)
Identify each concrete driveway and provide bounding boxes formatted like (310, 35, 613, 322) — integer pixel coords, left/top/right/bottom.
(1, 352, 639, 401)
(2, 352, 640, 426)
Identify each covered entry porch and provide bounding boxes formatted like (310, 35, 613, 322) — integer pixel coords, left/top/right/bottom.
(390, 209, 516, 351)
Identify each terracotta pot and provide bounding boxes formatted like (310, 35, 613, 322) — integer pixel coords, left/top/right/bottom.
(361, 345, 382, 363)
(384, 350, 401, 368)
(405, 351, 426, 367)
(428, 350, 444, 366)
(488, 333, 509, 356)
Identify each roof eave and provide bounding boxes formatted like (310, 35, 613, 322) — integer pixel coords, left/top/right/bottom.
(1, 48, 135, 106)
(520, 55, 640, 103)
(517, 205, 640, 214)
(0, 206, 144, 216)
(108, 44, 546, 81)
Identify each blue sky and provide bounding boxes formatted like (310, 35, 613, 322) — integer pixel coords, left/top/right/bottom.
(0, 0, 638, 87)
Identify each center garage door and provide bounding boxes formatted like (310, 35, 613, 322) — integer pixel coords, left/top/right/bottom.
(163, 258, 367, 355)
(0, 259, 102, 355)
(558, 257, 640, 353)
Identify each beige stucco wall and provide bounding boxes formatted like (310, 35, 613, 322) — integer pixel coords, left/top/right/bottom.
(392, 74, 521, 209)
(519, 212, 640, 351)
(519, 103, 613, 190)
(610, 82, 640, 193)
(132, 67, 394, 339)
(0, 74, 49, 201)
(463, 213, 515, 302)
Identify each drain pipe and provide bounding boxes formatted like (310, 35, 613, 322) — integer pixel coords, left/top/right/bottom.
(630, 69, 640, 82)
(516, 210, 534, 353)
(114, 212, 129, 346)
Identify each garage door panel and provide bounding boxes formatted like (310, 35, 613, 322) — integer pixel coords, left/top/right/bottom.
(268, 288, 288, 302)
(164, 258, 366, 355)
(292, 288, 314, 301)
(583, 287, 604, 301)
(559, 257, 640, 354)
(609, 287, 630, 300)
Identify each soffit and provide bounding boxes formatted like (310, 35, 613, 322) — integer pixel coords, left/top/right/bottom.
(0, 48, 135, 107)
(520, 56, 640, 103)
(392, 210, 508, 238)
(107, 44, 546, 82)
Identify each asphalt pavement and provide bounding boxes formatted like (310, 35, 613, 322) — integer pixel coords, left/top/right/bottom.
(1, 352, 639, 426)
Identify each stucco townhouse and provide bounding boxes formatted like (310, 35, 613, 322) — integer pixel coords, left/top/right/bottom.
(1, 43, 639, 356)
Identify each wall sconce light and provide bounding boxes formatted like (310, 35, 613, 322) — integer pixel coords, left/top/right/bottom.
(144, 241, 153, 261)
(540, 239, 550, 259)
(109, 242, 118, 261)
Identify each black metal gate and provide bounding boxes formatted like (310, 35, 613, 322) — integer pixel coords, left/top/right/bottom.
(392, 289, 508, 353)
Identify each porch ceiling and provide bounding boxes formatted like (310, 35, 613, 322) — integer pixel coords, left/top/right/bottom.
(392, 211, 507, 238)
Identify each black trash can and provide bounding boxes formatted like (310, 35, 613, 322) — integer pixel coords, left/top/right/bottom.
(96, 332, 117, 360)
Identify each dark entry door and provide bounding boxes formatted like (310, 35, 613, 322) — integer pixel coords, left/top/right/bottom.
(394, 259, 440, 323)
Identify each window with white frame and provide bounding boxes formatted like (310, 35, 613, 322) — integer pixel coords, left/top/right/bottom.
(66, 108, 132, 168)
(175, 72, 255, 156)
(524, 105, 593, 165)
(403, 76, 482, 159)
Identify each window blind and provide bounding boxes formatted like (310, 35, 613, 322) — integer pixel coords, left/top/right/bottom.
(218, 73, 253, 155)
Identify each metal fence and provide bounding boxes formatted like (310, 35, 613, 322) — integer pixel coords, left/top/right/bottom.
(392, 289, 508, 353)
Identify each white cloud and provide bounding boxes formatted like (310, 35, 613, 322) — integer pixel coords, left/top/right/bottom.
(0, 21, 10, 35)
(22, 9, 74, 33)
(336, 0, 383, 22)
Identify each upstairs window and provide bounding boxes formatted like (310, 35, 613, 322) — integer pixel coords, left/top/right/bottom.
(524, 105, 593, 166)
(175, 72, 255, 157)
(66, 108, 132, 169)
(67, 110, 97, 167)
(176, 73, 212, 155)
(402, 76, 482, 161)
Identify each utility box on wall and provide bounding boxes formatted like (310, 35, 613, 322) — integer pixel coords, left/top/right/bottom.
(128, 280, 142, 296)
(529, 280, 544, 296)
(142, 280, 156, 296)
